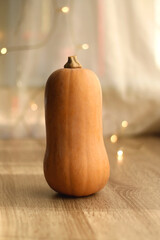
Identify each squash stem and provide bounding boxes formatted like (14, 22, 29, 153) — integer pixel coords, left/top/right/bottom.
(64, 56, 82, 68)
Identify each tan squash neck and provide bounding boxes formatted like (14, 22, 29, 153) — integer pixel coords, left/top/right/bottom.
(64, 56, 82, 69)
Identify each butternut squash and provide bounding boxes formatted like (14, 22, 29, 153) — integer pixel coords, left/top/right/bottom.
(44, 56, 110, 196)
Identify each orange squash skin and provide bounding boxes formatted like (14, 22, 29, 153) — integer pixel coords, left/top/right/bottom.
(44, 68, 110, 197)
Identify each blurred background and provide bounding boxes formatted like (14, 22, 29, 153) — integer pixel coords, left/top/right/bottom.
(0, 0, 160, 139)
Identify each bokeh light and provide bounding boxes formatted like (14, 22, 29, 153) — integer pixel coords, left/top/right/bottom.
(110, 134, 118, 143)
(61, 6, 70, 13)
(121, 120, 128, 128)
(1, 47, 7, 54)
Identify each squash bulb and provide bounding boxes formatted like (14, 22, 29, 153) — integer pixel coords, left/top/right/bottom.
(44, 56, 110, 197)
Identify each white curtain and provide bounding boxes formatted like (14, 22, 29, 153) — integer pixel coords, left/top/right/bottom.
(0, 0, 160, 138)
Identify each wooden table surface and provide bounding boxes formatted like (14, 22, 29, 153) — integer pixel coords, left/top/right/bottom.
(0, 136, 160, 240)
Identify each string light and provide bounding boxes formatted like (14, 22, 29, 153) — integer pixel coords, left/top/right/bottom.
(117, 149, 123, 162)
(117, 150, 123, 156)
(61, 6, 70, 13)
(30, 103, 38, 111)
(110, 134, 118, 143)
(121, 120, 128, 128)
(1, 47, 7, 54)
(81, 43, 89, 50)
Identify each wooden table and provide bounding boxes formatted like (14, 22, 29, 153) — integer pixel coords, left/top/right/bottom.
(0, 137, 160, 240)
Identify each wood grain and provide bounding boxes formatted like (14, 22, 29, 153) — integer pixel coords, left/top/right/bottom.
(0, 137, 160, 240)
